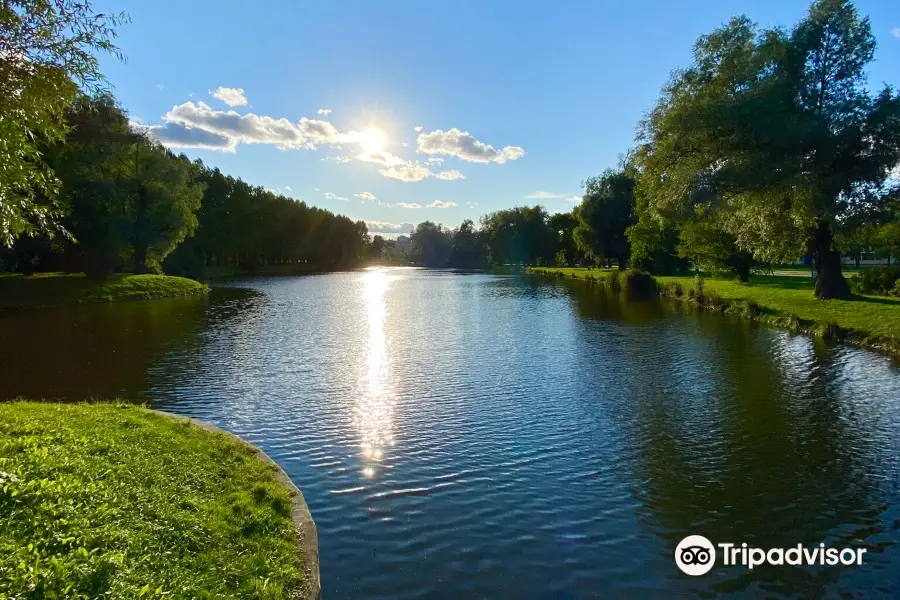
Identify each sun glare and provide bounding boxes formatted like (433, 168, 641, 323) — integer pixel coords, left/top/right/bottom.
(358, 128, 386, 154)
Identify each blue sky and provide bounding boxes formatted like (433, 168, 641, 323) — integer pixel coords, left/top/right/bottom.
(95, 0, 900, 237)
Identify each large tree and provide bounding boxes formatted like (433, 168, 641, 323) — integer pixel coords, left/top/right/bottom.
(0, 0, 126, 246)
(635, 0, 900, 298)
(573, 169, 637, 268)
(46, 97, 204, 275)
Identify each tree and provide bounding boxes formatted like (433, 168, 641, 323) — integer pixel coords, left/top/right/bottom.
(573, 169, 637, 268)
(626, 209, 686, 275)
(635, 0, 900, 298)
(0, 1, 126, 245)
(448, 219, 485, 268)
(875, 221, 900, 265)
(410, 221, 452, 267)
(677, 216, 755, 281)
(368, 235, 386, 262)
(44, 97, 203, 275)
(480, 206, 556, 265)
(548, 211, 580, 266)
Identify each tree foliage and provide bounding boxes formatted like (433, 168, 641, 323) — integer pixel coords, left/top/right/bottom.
(0, 0, 127, 245)
(573, 169, 637, 268)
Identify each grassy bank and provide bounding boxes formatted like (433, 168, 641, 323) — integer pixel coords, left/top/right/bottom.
(0, 402, 305, 599)
(528, 267, 900, 355)
(0, 273, 207, 309)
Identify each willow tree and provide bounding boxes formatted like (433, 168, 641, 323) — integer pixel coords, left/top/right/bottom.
(636, 0, 900, 298)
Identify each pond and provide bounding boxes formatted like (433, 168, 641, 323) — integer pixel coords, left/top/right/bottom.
(1, 268, 898, 599)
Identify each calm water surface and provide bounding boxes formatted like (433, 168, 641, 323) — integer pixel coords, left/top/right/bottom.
(2, 269, 899, 599)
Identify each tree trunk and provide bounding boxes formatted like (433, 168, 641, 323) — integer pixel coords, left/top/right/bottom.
(809, 221, 851, 299)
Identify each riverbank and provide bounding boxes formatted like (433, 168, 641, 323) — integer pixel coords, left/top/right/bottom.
(528, 267, 900, 356)
(0, 402, 317, 599)
(0, 273, 207, 309)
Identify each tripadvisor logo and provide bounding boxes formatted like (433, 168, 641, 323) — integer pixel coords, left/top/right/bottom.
(674, 535, 867, 576)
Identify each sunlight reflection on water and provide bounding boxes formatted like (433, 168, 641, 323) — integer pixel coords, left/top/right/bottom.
(357, 268, 396, 479)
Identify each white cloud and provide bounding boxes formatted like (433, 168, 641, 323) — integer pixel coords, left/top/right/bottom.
(285, 185, 292, 191)
(137, 122, 237, 152)
(436, 170, 465, 180)
(892, 27, 900, 38)
(159, 101, 366, 152)
(355, 192, 377, 201)
(313, 187, 320, 192)
(357, 151, 407, 168)
(426, 157, 444, 166)
(467, 201, 479, 207)
(567, 195, 581, 203)
(317, 108, 332, 115)
(365, 220, 415, 234)
(428, 200, 456, 208)
(324, 192, 349, 201)
(402, 142, 409, 147)
(526, 191, 568, 199)
(414, 125, 423, 132)
(396, 202, 421, 209)
(380, 162, 432, 182)
(417, 128, 525, 164)
(211, 87, 248, 107)
(324, 156, 352, 163)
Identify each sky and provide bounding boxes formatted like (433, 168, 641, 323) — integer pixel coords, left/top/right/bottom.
(94, 0, 900, 237)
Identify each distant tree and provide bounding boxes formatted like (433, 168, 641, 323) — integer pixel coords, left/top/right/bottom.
(448, 219, 485, 268)
(678, 216, 755, 281)
(635, 0, 900, 298)
(480, 205, 555, 265)
(875, 222, 900, 265)
(410, 221, 452, 267)
(0, 1, 126, 245)
(548, 211, 580, 266)
(573, 169, 637, 268)
(626, 210, 686, 275)
(368, 235, 386, 262)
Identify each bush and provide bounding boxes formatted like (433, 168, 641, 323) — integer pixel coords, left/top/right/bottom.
(851, 266, 900, 296)
(619, 269, 658, 300)
(893, 278, 900, 298)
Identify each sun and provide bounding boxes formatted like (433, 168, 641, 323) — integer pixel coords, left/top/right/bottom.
(358, 128, 386, 154)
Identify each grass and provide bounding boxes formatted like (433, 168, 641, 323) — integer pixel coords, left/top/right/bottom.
(528, 267, 900, 354)
(0, 402, 304, 599)
(0, 272, 207, 309)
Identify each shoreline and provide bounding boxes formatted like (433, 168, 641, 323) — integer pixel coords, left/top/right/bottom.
(527, 267, 900, 359)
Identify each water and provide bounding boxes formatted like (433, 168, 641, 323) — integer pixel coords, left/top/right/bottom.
(1, 268, 899, 598)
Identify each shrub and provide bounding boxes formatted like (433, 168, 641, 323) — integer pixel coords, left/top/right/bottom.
(850, 266, 900, 296)
(620, 269, 658, 300)
(892, 278, 900, 297)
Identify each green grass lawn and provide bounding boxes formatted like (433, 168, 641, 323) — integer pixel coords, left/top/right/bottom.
(529, 267, 900, 341)
(0, 273, 207, 309)
(0, 402, 305, 599)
